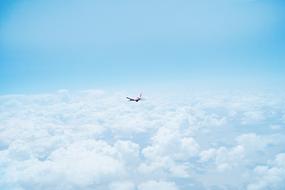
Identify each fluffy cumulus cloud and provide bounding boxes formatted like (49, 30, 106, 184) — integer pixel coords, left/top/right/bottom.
(247, 153, 285, 190)
(138, 180, 178, 190)
(0, 89, 285, 189)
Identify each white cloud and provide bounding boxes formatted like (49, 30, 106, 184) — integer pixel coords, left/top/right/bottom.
(247, 153, 285, 190)
(199, 145, 245, 172)
(0, 90, 285, 189)
(138, 180, 178, 190)
(3, 140, 125, 189)
(236, 133, 270, 152)
(109, 181, 135, 190)
(241, 111, 265, 125)
(143, 127, 200, 161)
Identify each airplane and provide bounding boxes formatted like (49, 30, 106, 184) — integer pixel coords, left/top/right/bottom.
(126, 93, 143, 102)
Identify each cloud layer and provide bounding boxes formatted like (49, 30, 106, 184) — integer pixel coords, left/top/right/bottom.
(0, 90, 285, 190)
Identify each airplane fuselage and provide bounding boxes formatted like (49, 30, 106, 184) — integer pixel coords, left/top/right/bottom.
(126, 93, 142, 102)
(127, 97, 141, 102)
(129, 98, 140, 102)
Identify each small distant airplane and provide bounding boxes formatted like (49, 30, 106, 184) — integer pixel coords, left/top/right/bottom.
(126, 93, 143, 102)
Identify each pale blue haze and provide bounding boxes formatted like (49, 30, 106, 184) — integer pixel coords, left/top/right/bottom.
(0, 0, 285, 93)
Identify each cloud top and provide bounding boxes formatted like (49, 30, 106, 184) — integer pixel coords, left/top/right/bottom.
(0, 90, 285, 189)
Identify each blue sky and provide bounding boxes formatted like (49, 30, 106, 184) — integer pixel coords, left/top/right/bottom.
(1, 0, 285, 94)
